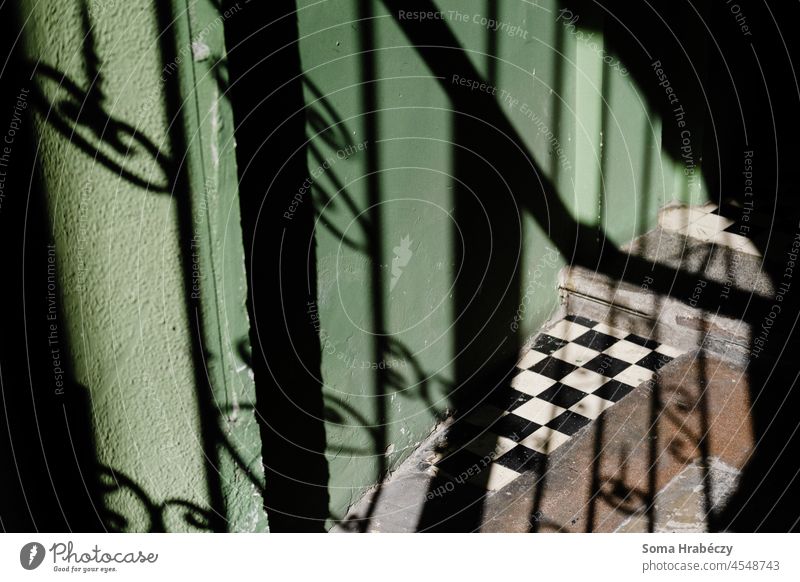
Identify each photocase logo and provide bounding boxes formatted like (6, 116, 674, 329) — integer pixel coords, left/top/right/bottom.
(20, 542, 45, 570)
(390, 235, 414, 291)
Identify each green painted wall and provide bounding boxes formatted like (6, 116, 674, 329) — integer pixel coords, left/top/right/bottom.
(19, 0, 267, 531)
(15, 0, 708, 532)
(295, 0, 706, 526)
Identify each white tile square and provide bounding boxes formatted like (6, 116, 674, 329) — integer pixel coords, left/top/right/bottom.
(559, 368, 609, 393)
(655, 343, 683, 358)
(699, 202, 719, 213)
(469, 461, 521, 491)
(569, 394, 614, 419)
(658, 207, 693, 232)
(660, 206, 715, 231)
(660, 206, 713, 228)
(591, 322, 630, 339)
(603, 339, 653, 364)
(551, 342, 600, 366)
(512, 398, 567, 425)
(519, 426, 572, 454)
(613, 364, 654, 388)
(709, 230, 744, 248)
(510, 370, 556, 396)
(545, 319, 591, 341)
(516, 349, 548, 369)
(686, 221, 719, 242)
(693, 212, 734, 232)
(464, 432, 517, 459)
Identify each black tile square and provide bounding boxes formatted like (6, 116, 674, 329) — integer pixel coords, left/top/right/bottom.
(435, 449, 486, 478)
(488, 387, 533, 412)
(529, 356, 577, 381)
(721, 217, 764, 238)
(530, 334, 569, 356)
(636, 351, 674, 372)
(546, 410, 592, 436)
(585, 354, 631, 378)
(592, 379, 636, 403)
(713, 203, 741, 219)
(489, 414, 541, 442)
(624, 333, 660, 350)
(494, 445, 546, 472)
(723, 221, 745, 234)
(535, 383, 588, 408)
(573, 329, 619, 352)
(445, 420, 487, 448)
(564, 314, 598, 328)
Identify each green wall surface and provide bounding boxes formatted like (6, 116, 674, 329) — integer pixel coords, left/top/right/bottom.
(294, 0, 706, 526)
(19, 0, 267, 531)
(12, 0, 708, 531)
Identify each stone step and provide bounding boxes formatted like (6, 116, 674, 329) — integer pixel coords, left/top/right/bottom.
(559, 259, 748, 364)
(558, 202, 794, 365)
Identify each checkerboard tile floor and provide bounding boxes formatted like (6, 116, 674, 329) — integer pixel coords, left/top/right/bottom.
(658, 202, 766, 256)
(430, 315, 685, 492)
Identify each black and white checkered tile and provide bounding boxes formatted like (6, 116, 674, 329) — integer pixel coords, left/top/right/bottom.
(658, 202, 764, 256)
(431, 315, 684, 492)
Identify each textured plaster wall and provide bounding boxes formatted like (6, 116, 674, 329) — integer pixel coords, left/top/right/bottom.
(295, 0, 706, 525)
(20, 0, 267, 531)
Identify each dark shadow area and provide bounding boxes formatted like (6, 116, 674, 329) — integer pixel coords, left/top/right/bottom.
(709, 0, 800, 532)
(590, 0, 800, 532)
(0, 1, 104, 532)
(223, 0, 330, 531)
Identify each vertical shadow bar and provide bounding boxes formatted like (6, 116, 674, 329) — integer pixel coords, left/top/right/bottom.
(224, 0, 330, 531)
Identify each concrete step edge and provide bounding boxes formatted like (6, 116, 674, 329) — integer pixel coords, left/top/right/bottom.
(559, 265, 752, 366)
